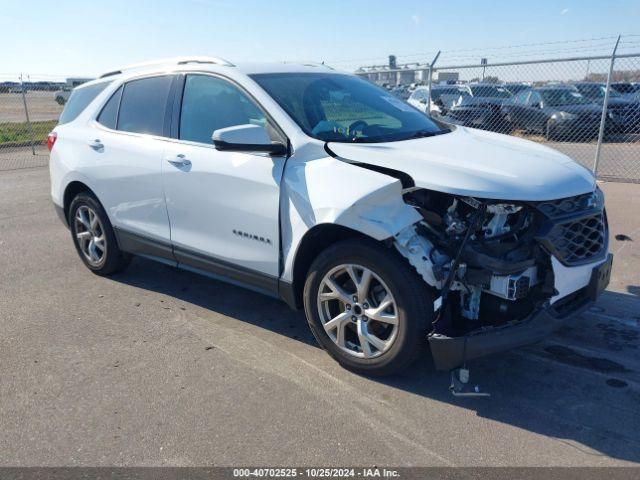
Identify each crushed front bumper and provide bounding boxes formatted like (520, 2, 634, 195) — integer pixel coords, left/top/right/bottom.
(428, 254, 613, 370)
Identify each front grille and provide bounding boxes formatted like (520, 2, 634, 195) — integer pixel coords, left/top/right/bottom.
(544, 213, 606, 264)
(535, 193, 607, 266)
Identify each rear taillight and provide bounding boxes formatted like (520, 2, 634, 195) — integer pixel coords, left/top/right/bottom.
(47, 131, 57, 151)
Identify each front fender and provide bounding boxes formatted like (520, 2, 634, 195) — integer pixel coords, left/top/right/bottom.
(280, 155, 421, 282)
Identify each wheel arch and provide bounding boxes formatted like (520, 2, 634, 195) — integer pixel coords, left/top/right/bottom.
(284, 223, 379, 309)
(63, 181, 97, 225)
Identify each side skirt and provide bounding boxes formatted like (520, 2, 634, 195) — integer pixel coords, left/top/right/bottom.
(114, 227, 177, 267)
(113, 227, 284, 301)
(173, 245, 279, 299)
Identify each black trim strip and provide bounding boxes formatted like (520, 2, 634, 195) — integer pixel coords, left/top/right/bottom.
(114, 227, 176, 266)
(173, 245, 279, 296)
(278, 280, 298, 310)
(114, 227, 280, 298)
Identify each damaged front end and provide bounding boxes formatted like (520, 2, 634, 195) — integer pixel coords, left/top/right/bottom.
(394, 187, 612, 373)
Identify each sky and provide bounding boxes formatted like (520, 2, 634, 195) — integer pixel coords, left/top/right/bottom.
(2, 0, 640, 79)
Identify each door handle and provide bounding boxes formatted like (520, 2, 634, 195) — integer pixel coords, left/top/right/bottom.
(166, 154, 192, 168)
(88, 139, 104, 151)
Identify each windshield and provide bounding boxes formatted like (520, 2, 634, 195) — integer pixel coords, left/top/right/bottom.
(251, 73, 449, 143)
(540, 89, 592, 106)
(577, 84, 621, 99)
(504, 84, 529, 95)
(469, 85, 512, 98)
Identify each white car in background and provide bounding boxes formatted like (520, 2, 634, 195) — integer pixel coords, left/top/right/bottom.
(48, 57, 612, 383)
(408, 85, 471, 115)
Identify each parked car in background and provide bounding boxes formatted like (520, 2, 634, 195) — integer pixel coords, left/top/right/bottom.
(621, 89, 640, 102)
(32, 81, 62, 92)
(389, 84, 412, 100)
(574, 82, 640, 133)
(0, 82, 20, 93)
(502, 83, 531, 96)
(407, 85, 470, 115)
(467, 84, 512, 99)
(610, 82, 640, 95)
(440, 83, 513, 133)
(502, 86, 602, 141)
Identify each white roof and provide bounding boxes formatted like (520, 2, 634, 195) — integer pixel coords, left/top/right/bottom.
(77, 58, 345, 91)
(97, 57, 337, 78)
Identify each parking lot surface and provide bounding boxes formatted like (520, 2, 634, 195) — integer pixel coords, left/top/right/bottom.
(1, 167, 639, 466)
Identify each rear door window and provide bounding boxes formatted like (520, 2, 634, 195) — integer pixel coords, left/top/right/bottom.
(117, 76, 173, 136)
(58, 81, 111, 125)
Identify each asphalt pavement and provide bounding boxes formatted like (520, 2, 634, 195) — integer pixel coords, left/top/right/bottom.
(0, 167, 639, 466)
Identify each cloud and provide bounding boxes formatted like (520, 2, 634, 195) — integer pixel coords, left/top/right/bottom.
(411, 14, 421, 24)
(560, 8, 569, 15)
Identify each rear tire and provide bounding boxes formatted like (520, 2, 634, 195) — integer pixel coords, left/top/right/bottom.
(303, 238, 433, 376)
(68, 192, 130, 276)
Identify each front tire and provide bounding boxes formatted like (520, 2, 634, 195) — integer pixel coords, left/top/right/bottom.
(68, 192, 130, 275)
(303, 238, 433, 376)
(546, 121, 559, 141)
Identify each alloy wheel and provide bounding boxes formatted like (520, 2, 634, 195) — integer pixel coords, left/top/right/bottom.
(74, 205, 107, 267)
(317, 264, 399, 359)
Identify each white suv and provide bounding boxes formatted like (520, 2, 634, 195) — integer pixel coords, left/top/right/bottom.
(49, 57, 612, 377)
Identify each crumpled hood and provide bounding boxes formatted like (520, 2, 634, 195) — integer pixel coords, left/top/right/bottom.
(327, 127, 595, 201)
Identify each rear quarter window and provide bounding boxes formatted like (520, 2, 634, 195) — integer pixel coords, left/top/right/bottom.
(58, 81, 111, 125)
(97, 86, 123, 130)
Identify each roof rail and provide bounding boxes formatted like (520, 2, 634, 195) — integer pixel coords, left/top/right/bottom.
(99, 56, 234, 78)
(282, 61, 334, 70)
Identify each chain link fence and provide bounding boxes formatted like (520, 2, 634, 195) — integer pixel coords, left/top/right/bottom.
(358, 49, 640, 183)
(0, 75, 66, 171)
(2, 48, 640, 183)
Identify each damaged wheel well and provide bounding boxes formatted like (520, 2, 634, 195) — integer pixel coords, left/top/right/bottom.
(289, 224, 370, 309)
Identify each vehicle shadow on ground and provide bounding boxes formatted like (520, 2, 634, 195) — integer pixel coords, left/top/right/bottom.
(111, 257, 317, 346)
(383, 288, 640, 464)
(112, 258, 640, 464)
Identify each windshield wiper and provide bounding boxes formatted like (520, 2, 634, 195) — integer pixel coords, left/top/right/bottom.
(401, 130, 448, 141)
(344, 129, 448, 143)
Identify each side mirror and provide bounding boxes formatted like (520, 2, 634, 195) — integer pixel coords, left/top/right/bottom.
(212, 124, 287, 156)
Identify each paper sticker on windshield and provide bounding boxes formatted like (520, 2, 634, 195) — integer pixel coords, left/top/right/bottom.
(571, 92, 582, 97)
(382, 95, 416, 112)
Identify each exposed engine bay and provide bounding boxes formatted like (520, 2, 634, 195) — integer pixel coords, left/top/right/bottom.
(395, 189, 560, 337)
